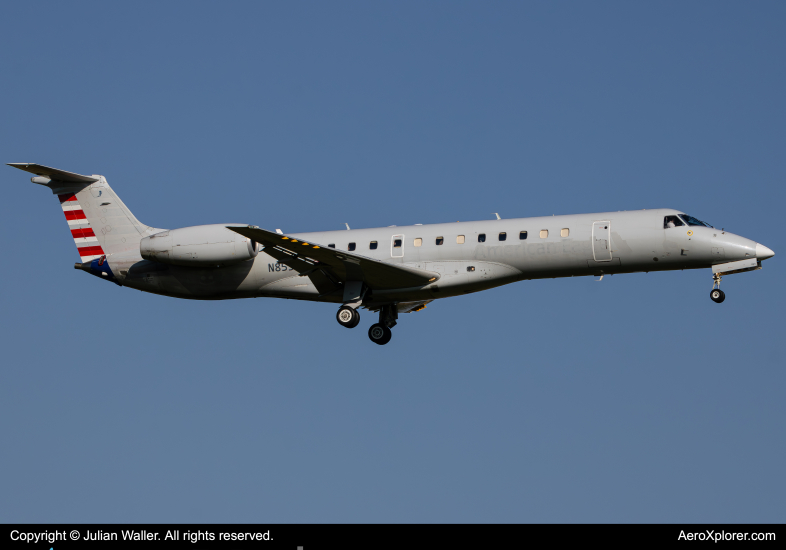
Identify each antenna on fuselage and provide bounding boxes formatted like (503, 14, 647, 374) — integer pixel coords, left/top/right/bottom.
(345, 223, 351, 230)
(494, 213, 501, 220)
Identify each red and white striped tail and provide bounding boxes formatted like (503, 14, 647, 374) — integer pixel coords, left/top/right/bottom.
(59, 192, 105, 262)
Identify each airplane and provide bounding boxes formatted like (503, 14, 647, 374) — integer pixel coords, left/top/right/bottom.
(9, 162, 775, 345)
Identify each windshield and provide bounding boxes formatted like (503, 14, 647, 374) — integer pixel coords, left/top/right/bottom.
(679, 214, 713, 228)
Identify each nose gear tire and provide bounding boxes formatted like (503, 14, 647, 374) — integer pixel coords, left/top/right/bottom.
(710, 289, 725, 303)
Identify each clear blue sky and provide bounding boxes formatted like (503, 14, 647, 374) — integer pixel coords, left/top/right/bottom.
(1, 1, 784, 522)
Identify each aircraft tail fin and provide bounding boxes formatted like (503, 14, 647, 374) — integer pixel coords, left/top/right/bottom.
(8, 163, 158, 262)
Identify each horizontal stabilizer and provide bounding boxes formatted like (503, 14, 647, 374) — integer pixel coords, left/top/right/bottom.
(8, 163, 99, 183)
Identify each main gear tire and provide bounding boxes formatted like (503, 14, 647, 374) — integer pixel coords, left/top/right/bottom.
(368, 323, 392, 345)
(337, 306, 360, 328)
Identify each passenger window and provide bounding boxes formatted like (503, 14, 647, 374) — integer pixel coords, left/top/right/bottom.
(348, 242, 356, 251)
(328, 244, 335, 248)
(519, 231, 527, 240)
(457, 235, 465, 244)
(393, 239, 402, 248)
(414, 238, 422, 247)
(467, 266, 475, 272)
(561, 228, 569, 237)
(540, 230, 548, 238)
(478, 234, 486, 243)
(436, 237, 444, 245)
(499, 232, 507, 241)
(663, 215, 684, 229)
(370, 241, 378, 250)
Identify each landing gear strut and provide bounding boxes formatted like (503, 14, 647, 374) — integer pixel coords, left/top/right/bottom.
(710, 273, 725, 303)
(336, 305, 360, 328)
(368, 304, 397, 345)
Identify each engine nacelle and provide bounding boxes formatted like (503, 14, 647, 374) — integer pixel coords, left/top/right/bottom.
(140, 224, 258, 267)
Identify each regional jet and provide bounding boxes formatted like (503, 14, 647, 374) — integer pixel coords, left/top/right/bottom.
(9, 163, 775, 345)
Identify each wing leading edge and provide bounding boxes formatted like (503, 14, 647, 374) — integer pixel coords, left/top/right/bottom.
(227, 226, 440, 291)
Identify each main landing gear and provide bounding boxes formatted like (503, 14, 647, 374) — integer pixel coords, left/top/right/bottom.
(335, 303, 397, 345)
(368, 304, 397, 346)
(368, 323, 392, 345)
(336, 305, 360, 328)
(710, 273, 726, 303)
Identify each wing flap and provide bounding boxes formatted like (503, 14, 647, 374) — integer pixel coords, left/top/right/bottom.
(229, 226, 439, 290)
(396, 300, 431, 313)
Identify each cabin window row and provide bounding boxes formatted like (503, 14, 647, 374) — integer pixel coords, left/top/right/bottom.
(327, 228, 570, 250)
(415, 228, 569, 246)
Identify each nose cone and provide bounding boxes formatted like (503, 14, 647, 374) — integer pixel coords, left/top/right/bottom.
(756, 243, 775, 260)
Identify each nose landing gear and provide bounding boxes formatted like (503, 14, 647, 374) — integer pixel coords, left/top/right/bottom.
(710, 273, 725, 303)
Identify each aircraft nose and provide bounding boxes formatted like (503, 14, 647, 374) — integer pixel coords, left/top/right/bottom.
(756, 243, 775, 260)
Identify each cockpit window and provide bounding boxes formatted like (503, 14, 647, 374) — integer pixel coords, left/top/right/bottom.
(663, 215, 684, 229)
(679, 214, 712, 228)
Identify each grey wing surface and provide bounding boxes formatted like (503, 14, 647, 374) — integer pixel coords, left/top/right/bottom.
(228, 226, 440, 290)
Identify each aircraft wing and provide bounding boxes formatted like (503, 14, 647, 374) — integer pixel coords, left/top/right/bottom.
(228, 226, 440, 290)
(366, 300, 432, 313)
(395, 300, 431, 313)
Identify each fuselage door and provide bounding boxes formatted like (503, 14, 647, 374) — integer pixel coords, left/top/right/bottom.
(391, 234, 404, 258)
(592, 221, 612, 261)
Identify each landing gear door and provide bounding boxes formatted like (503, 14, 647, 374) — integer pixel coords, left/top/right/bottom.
(592, 221, 612, 261)
(391, 234, 404, 259)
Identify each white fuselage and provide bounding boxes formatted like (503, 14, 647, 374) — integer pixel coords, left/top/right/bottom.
(116, 208, 762, 305)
